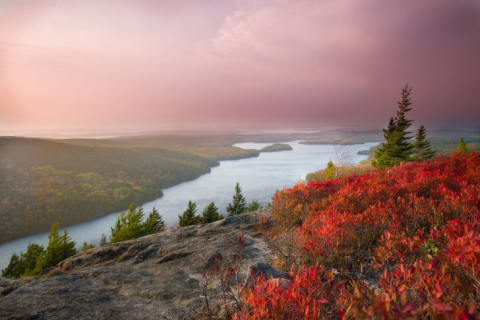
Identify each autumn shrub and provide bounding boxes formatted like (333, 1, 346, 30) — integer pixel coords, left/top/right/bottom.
(270, 180, 339, 229)
(234, 266, 345, 320)
(238, 152, 480, 319)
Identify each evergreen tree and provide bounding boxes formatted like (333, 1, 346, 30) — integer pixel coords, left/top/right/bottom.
(246, 200, 262, 212)
(21, 243, 46, 276)
(178, 201, 200, 227)
(373, 117, 398, 168)
(414, 125, 435, 161)
(392, 85, 415, 161)
(80, 242, 95, 252)
(100, 234, 107, 246)
(35, 224, 76, 272)
(227, 183, 247, 216)
(201, 202, 223, 223)
(458, 137, 468, 153)
(110, 205, 146, 243)
(324, 160, 337, 180)
(2, 243, 47, 279)
(144, 207, 165, 233)
(373, 85, 415, 168)
(2, 254, 22, 278)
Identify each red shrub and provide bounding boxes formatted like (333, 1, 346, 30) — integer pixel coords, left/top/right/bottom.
(238, 152, 480, 319)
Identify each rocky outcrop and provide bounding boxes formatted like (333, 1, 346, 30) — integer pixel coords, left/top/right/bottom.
(0, 211, 275, 320)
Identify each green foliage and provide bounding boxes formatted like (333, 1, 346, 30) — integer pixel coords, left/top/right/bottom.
(100, 234, 107, 246)
(0, 137, 226, 243)
(2, 224, 77, 279)
(2, 254, 22, 279)
(36, 224, 77, 272)
(19, 243, 45, 277)
(227, 183, 247, 216)
(201, 202, 223, 223)
(458, 137, 468, 153)
(373, 117, 398, 168)
(109, 205, 165, 243)
(393, 85, 415, 159)
(306, 162, 372, 182)
(80, 242, 95, 252)
(414, 125, 436, 161)
(3, 244, 45, 278)
(144, 207, 165, 233)
(373, 85, 416, 168)
(324, 160, 337, 180)
(246, 200, 262, 212)
(178, 201, 201, 227)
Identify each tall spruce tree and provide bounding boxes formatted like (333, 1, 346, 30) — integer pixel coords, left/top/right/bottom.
(373, 85, 415, 168)
(458, 137, 468, 153)
(414, 125, 435, 161)
(178, 201, 200, 227)
(201, 202, 223, 223)
(144, 207, 165, 233)
(227, 183, 247, 216)
(35, 224, 76, 272)
(392, 85, 415, 161)
(372, 117, 398, 168)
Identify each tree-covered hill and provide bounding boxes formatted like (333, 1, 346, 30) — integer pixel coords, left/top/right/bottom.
(0, 137, 256, 243)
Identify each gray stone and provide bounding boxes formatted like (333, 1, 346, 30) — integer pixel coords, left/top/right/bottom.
(0, 212, 272, 320)
(242, 262, 290, 291)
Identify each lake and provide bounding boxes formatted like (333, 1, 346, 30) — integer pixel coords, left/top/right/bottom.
(0, 141, 378, 270)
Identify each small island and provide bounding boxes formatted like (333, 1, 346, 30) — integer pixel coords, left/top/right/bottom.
(260, 143, 293, 152)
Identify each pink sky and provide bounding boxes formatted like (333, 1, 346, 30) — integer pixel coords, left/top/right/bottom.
(1, 0, 479, 131)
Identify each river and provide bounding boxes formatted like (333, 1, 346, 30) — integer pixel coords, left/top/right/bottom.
(0, 141, 378, 270)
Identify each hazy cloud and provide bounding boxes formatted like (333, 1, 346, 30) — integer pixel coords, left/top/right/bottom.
(0, 0, 479, 130)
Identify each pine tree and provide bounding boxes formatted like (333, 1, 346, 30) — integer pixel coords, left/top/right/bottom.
(247, 200, 262, 212)
(458, 137, 468, 153)
(35, 224, 76, 272)
(178, 201, 200, 227)
(2, 253, 22, 279)
(80, 242, 95, 252)
(110, 205, 145, 243)
(21, 243, 46, 276)
(373, 85, 415, 168)
(100, 234, 107, 246)
(2, 243, 47, 279)
(324, 160, 337, 180)
(373, 117, 398, 168)
(414, 125, 435, 161)
(201, 202, 223, 223)
(392, 85, 415, 161)
(144, 207, 165, 233)
(227, 183, 247, 216)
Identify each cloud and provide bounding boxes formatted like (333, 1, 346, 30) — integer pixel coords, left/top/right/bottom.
(0, 0, 479, 129)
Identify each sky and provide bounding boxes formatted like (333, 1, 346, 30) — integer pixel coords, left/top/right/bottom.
(0, 0, 479, 132)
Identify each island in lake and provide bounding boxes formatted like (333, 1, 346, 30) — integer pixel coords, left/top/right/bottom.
(260, 143, 293, 152)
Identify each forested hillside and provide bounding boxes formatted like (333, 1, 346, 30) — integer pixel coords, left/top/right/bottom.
(0, 137, 257, 243)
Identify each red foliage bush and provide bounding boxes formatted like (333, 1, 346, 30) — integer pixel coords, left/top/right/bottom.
(238, 152, 480, 319)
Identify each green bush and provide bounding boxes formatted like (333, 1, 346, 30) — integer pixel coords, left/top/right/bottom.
(110, 205, 165, 243)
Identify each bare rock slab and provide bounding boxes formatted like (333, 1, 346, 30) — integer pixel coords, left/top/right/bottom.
(0, 211, 273, 320)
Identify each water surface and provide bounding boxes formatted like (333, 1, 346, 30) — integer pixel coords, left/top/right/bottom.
(0, 141, 377, 269)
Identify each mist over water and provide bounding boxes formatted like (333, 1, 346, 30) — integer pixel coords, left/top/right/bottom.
(0, 141, 377, 269)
